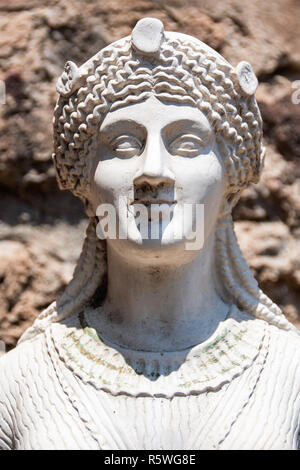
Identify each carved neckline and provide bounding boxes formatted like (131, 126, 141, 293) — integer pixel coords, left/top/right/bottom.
(48, 305, 267, 398)
(80, 303, 233, 354)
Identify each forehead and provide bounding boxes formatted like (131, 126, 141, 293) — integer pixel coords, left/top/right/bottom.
(100, 96, 212, 134)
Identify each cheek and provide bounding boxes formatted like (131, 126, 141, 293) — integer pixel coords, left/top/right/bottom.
(91, 159, 137, 207)
(171, 153, 225, 240)
(172, 152, 225, 205)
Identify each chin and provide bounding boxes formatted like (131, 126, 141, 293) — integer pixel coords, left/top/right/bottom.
(108, 217, 206, 266)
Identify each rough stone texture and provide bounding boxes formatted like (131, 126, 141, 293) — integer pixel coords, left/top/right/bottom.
(0, 0, 299, 349)
(0, 220, 86, 349)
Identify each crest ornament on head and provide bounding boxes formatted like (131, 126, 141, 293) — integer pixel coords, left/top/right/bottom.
(131, 17, 165, 56)
(56, 60, 82, 97)
(235, 61, 258, 96)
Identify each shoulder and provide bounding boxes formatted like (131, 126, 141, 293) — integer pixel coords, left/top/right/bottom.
(261, 324, 300, 443)
(0, 332, 47, 367)
(0, 332, 54, 449)
(238, 310, 300, 363)
(236, 312, 300, 391)
(0, 311, 81, 389)
(266, 323, 300, 355)
(0, 333, 49, 413)
(262, 323, 300, 394)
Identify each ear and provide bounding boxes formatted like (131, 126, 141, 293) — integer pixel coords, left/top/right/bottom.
(56, 61, 83, 97)
(235, 61, 258, 96)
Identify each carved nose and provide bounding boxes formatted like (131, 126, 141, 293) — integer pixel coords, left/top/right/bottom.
(138, 135, 174, 182)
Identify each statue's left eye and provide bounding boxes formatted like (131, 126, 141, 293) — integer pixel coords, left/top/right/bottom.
(111, 135, 143, 158)
(169, 134, 204, 157)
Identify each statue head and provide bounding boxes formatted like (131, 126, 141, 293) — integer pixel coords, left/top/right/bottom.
(20, 18, 297, 343)
(53, 18, 264, 256)
(54, 18, 262, 213)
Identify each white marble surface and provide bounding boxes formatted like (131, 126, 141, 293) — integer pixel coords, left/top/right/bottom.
(0, 18, 299, 450)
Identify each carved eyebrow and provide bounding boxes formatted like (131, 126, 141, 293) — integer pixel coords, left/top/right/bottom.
(100, 119, 146, 136)
(162, 118, 212, 134)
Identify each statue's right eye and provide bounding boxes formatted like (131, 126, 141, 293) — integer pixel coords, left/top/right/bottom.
(110, 135, 143, 158)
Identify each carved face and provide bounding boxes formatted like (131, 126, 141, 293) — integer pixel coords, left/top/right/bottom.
(89, 96, 226, 262)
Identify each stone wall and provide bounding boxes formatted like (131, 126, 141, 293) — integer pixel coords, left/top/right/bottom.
(0, 0, 299, 349)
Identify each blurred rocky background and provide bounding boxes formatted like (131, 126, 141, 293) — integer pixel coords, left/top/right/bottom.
(0, 0, 299, 349)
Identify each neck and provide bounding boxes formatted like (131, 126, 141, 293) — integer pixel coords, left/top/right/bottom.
(87, 230, 229, 352)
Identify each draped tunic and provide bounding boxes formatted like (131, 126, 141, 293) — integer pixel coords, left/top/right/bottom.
(0, 307, 300, 450)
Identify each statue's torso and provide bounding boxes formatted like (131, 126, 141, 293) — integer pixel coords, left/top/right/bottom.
(1, 313, 300, 450)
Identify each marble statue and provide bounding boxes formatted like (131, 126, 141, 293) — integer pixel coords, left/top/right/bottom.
(0, 18, 300, 450)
